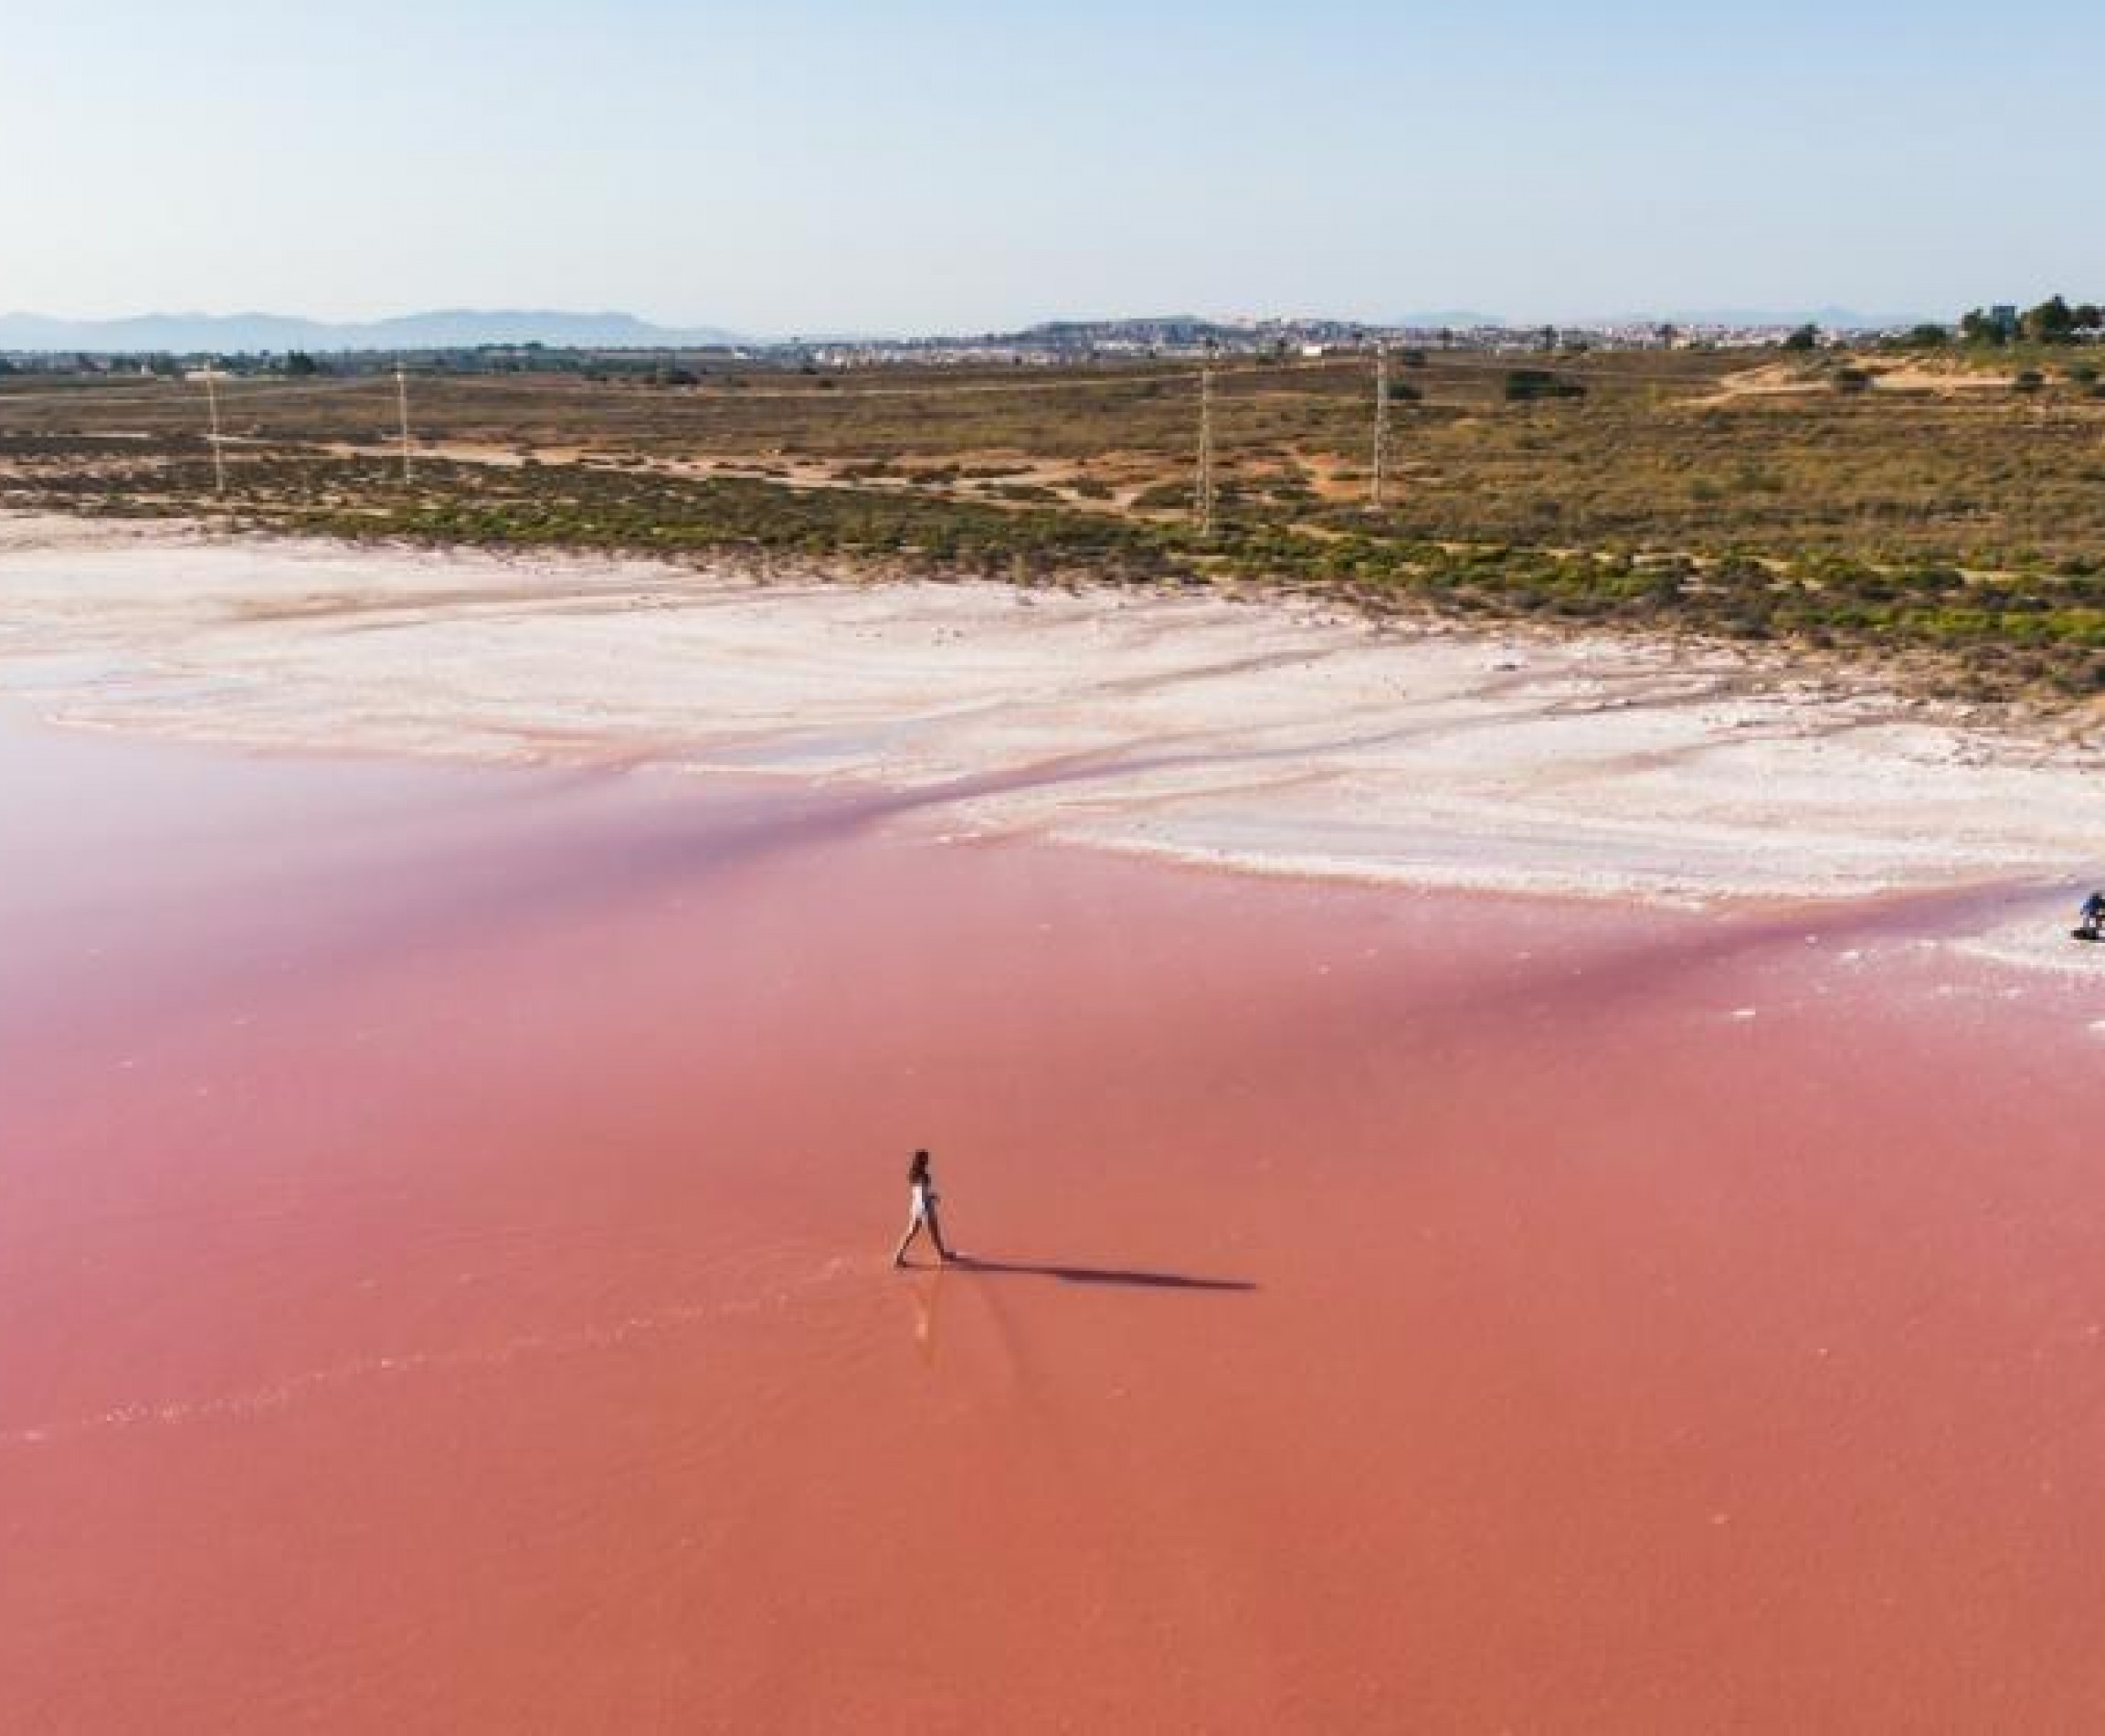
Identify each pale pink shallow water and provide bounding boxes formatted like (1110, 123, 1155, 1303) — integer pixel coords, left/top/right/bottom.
(3, 724, 2104, 1733)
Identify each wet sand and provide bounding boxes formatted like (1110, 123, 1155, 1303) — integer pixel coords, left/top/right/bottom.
(5, 722, 2105, 1731)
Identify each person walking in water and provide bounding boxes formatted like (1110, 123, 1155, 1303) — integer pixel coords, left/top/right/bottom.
(893, 1149, 958, 1267)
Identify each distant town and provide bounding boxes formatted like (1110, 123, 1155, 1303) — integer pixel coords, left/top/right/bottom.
(1, 299, 2097, 380)
(0, 292, 2097, 397)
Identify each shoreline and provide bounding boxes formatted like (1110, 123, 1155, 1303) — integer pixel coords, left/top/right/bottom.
(16, 497, 2105, 742)
(2, 509, 2101, 951)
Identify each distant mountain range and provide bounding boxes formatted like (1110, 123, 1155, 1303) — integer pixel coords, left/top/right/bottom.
(0, 303, 1941, 357)
(0, 309, 745, 354)
(1384, 311, 1509, 330)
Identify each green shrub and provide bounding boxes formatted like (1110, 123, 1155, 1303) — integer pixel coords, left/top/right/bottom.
(1503, 369, 1586, 403)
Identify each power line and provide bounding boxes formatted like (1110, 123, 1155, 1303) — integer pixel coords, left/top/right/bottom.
(419, 366, 1212, 403)
(0, 376, 392, 410)
(395, 366, 414, 484)
(1370, 345, 1391, 510)
(0, 354, 1380, 421)
(1194, 357, 1217, 538)
(201, 370, 227, 496)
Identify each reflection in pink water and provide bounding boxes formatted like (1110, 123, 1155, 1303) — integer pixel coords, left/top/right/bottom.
(3, 724, 2103, 1732)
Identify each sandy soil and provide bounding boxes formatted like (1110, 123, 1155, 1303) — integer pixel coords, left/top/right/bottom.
(310, 443, 1125, 513)
(1, 513, 2100, 956)
(1701, 358, 2078, 403)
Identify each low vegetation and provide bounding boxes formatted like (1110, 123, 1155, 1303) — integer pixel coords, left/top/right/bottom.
(5, 341, 2104, 704)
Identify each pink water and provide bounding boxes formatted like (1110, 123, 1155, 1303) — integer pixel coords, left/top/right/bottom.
(3, 724, 2102, 1731)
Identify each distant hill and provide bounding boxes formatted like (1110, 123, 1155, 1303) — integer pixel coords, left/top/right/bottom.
(1387, 307, 1932, 332)
(1386, 311, 1509, 329)
(0, 309, 744, 354)
(1582, 307, 1928, 330)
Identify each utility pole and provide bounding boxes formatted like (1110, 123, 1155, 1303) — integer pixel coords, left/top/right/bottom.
(1194, 353, 1217, 538)
(395, 364, 414, 484)
(1370, 344, 1391, 511)
(202, 366, 227, 496)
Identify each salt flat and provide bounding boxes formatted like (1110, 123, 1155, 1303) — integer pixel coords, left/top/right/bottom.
(2, 513, 2099, 921)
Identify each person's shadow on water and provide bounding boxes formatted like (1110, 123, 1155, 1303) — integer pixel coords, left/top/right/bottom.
(943, 1254, 1256, 1292)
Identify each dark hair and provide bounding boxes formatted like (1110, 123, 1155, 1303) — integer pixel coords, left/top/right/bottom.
(907, 1149, 930, 1180)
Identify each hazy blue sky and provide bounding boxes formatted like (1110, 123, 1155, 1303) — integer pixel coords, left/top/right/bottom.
(2, 0, 2092, 333)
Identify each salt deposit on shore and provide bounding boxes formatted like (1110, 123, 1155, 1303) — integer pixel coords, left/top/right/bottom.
(1, 513, 2099, 918)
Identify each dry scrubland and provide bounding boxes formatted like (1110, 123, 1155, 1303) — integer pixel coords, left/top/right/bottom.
(5, 345, 2105, 704)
